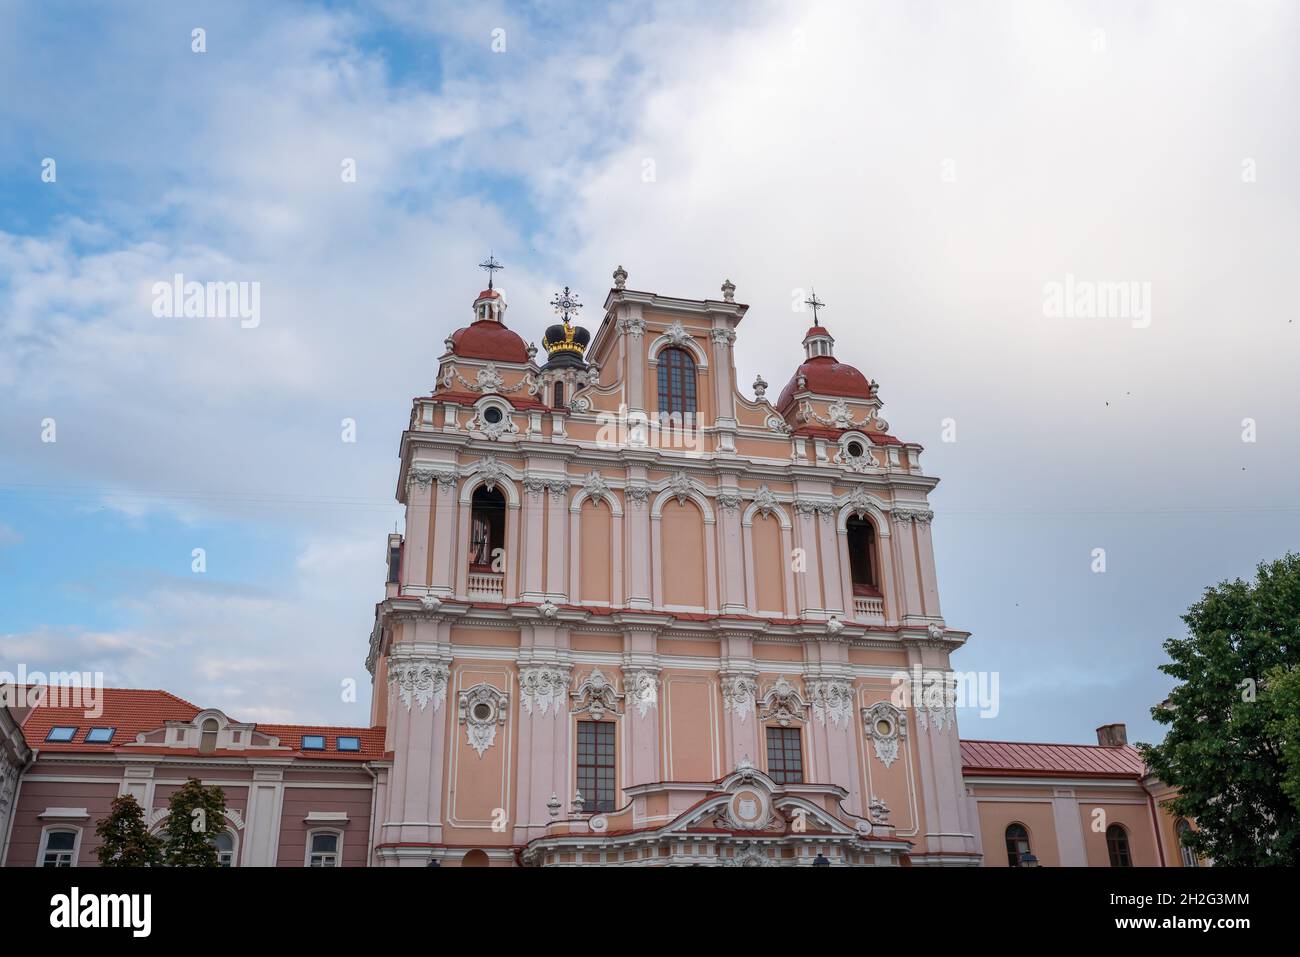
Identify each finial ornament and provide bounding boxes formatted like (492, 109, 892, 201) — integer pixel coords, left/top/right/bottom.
(550, 286, 583, 324)
(613, 265, 628, 290)
(478, 253, 503, 289)
(721, 278, 736, 302)
(804, 287, 826, 326)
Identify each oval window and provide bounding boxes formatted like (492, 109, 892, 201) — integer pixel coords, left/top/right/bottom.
(472, 702, 492, 721)
(847, 441, 864, 458)
(483, 406, 503, 425)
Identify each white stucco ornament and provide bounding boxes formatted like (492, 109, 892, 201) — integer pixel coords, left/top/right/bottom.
(389, 659, 450, 713)
(538, 599, 559, 619)
(825, 616, 845, 638)
(519, 665, 568, 717)
(459, 683, 509, 757)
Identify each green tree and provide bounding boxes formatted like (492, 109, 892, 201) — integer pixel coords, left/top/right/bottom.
(94, 794, 164, 867)
(162, 777, 227, 867)
(1139, 552, 1300, 865)
(1266, 664, 1300, 814)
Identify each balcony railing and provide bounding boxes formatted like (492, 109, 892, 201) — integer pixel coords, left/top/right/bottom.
(853, 595, 885, 623)
(467, 570, 505, 600)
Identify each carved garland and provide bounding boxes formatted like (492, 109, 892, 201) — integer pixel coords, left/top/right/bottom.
(807, 679, 855, 729)
(720, 674, 758, 724)
(388, 659, 451, 713)
(519, 665, 569, 717)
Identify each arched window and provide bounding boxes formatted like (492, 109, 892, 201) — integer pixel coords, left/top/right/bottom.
(212, 830, 236, 867)
(1176, 819, 1198, 867)
(1005, 823, 1031, 867)
(657, 347, 697, 419)
(846, 515, 879, 594)
(39, 827, 79, 867)
(468, 486, 506, 570)
(1106, 824, 1132, 867)
(553, 381, 565, 408)
(199, 718, 219, 754)
(306, 830, 342, 867)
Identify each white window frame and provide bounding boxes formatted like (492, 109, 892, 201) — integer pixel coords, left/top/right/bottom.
(305, 828, 343, 868)
(213, 828, 239, 867)
(38, 826, 82, 867)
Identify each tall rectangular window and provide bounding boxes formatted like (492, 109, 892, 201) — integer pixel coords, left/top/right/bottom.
(765, 726, 804, 784)
(577, 720, 616, 812)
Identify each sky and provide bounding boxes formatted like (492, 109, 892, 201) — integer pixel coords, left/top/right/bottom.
(1, 0, 1298, 743)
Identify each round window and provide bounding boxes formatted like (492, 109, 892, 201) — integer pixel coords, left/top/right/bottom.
(483, 406, 503, 425)
(847, 441, 864, 458)
(472, 702, 493, 721)
(875, 719, 893, 736)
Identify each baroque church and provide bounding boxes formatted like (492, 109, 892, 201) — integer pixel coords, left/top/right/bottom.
(0, 263, 1197, 868)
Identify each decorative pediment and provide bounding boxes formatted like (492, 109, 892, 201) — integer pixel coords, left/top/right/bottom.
(570, 668, 624, 719)
(758, 676, 807, 727)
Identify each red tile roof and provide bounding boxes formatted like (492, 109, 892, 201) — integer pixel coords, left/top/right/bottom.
(19, 687, 200, 752)
(15, 687, 384, 761)
(776, 355, 874, 409)
(960, 739, 1146, 779)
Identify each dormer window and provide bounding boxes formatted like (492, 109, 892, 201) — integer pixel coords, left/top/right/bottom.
(301, 734, 326, 751)
(199, 718, 219, 754)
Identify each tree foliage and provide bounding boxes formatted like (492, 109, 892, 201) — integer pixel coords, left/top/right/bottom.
(94, 794, 164, 867)
(162, 777, 227, 867)
(1139, 553, 1300, 865)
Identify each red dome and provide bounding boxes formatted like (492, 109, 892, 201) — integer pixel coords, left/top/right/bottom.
(449, 319, 530, 363)
(775, 355, 872, 409)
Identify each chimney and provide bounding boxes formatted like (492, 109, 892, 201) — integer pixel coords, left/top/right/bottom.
(1096, 723, 1128, 747)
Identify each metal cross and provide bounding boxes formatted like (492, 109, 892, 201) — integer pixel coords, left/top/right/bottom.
(550, 286, 583, 323)
(478, 253, 503, 289)
(804, 288, 826, 325)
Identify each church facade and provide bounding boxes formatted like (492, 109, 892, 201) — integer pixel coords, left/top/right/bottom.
(0, 267, 1196, 867)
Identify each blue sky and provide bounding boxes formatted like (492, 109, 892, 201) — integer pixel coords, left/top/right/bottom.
(3, 0, 1299, 740)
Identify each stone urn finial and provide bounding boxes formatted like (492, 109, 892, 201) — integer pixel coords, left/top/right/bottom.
(721, 278, 736, 302)
(613, 265, 628, 290)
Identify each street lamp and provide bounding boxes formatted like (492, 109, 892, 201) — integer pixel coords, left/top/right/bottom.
(812, 853, 831, 867)
(1018, 852, 1039, 868)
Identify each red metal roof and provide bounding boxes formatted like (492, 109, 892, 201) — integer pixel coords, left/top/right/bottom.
(17, 687, 384, 761)
(776, 355, 874, 409)
(960, 739, 1146, 779)
(448, 319, 530, 363)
